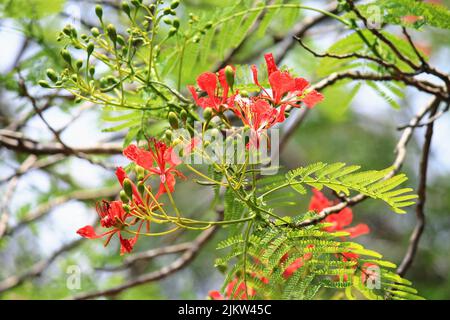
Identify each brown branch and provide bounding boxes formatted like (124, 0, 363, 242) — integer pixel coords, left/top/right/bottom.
(71, 224, 219, 300)
(0, 238, 84, 293)
(0, 131, 122, 155)
(4, 186, 120, 237)
(0, 155, 37, 238)
(396, 99, 440, 277)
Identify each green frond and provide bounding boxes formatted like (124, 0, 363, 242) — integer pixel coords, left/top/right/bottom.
(285, 162, 417, 213)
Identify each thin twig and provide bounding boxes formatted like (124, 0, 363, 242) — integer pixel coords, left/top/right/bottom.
(397, 100, 440, 277)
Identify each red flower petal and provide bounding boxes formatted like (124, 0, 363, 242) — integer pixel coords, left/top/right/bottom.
(295, 77, 310, 92)
(197, 72, 217, 98)
(77, 225, 102, 239)
(208, 290, 224, 300)
(251, 64, 260, 86)
(345, 223, 370, 239)
(119, 233, 137, 255)
(268, 71, 296, 104)
(123, 144, 154, 170)
(302, 90, 324, 108)
(264, 53, 279, 75)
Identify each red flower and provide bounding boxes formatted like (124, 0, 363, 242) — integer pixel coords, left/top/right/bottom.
(231, 97, 286, 148)
(123, 139, 184, 197)
(251, 53, 323, 108)
(308, 189, 370, 238)
(77, 200, 139, 255)
(188, 66, 236, 112)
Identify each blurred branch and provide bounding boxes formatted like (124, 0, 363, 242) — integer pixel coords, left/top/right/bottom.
(0, 155, 38, 239)
(397, 99, 440, 277)
(0, 239, 84, 293)
(71, 222, 219, 300)
(0, 130, 122, 155)
(4, 186, 120, 237)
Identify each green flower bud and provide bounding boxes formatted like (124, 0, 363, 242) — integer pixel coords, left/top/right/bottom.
(119, 190, 129, 202)
(91, 27, 100, 37)
(180, 109, 188, 122)
(163, 7, 172, 15)
(137, 181, 145, 195)
(203, 107, 213, 122)
(62, 24, 73, 36)
(87, 42, 95, 56)
(60, 49, 72, 65)
(81, 34, 88, 41)
(135, 165, 145, 180)
(204, 21, 213, 29)
(38, 80, 51, 88)
(122, 204, 131, 213)
(163, 18, 172, 25)
(224, 65, 234, 90)
(131, 0, 141, 7)
(123, 178, 133, 198)
(106, 24, 117, 43)
(95, 5, 103, 21)
(75, 59, 83, 70)
(168, 27, 177, 37)
(165, 129, 173, 141)
(122, 2, 131, 16)
(172, 18, 180, 28)
(89, 66, 96, 77)
(117, 35, 125, 46)
(168, 111, 179, 129)
(170, 1, 180, 9)
(46, 69, 58, 82)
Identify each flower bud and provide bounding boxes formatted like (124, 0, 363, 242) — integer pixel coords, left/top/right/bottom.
(170, 0, 180, 9)
(122, 2, 131, 16)
(135, 165, 145, 180)
(46, 69, 58, 82)
(203, 107, 213, 122)
(60, 49, 72, 65)
(87, 42, 95, 55)
(165, 129, 173, 141)
(106, 24, 117, 44)
(38, 80, 51, 88)
(91, 27, 100, 37)
(204, 21, 213, 29)
(89, 66, 96, 77)
(122, 204, 131, 213)
(163, 7, 172, 15)
(172, 18, 180, 29)
(131, 0, 141, 7)
(137, 181, 145, 195)
(224, 65, 234, 89)
(95, 5, 103, 21)
(123, 178, 133, 198)
(168, 27, 177, 37)
(62, 24, 73, 37)
(163, 18, 172, 25)
(180, 109, 188, 122)
(119, 190, 129, 202)
(168, 111, 179, 129)
(75, 59, 83, 70)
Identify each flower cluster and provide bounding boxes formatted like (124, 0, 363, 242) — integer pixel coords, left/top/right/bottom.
(209, 189, 370, 300)
(188, 53, 324, 148)
(77, 139, 184, 255)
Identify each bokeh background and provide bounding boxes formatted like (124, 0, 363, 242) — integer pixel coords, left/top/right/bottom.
(0, 0, 449, 299)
